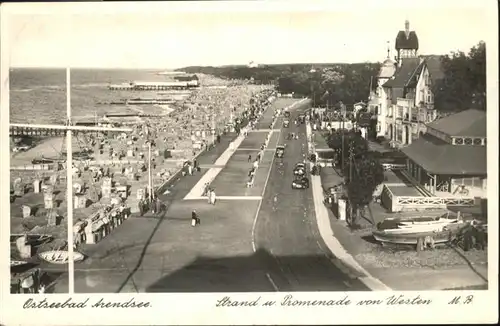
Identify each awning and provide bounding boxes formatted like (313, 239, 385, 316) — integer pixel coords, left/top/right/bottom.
(401, 134, 486, 175)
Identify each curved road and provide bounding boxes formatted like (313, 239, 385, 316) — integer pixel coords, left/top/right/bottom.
(254, 100, 368, 291)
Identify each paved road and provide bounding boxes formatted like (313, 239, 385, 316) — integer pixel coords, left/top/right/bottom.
(253, 101, 368, 291)
(71, 98, 366, 293)
(72, 99, 293, 293)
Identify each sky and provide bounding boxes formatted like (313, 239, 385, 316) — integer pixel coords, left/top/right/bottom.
(1, 0, 494, 69)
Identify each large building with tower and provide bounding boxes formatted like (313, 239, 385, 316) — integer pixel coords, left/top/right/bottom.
(368, 20, 443, 148)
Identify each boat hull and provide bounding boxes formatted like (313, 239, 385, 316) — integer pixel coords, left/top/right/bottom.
(38, 251, 85, 264)
(373, 229, 456, 246)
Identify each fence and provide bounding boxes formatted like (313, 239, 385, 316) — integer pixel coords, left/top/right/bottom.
(381, 184, 475, 212)
(381, 163, 406, 171)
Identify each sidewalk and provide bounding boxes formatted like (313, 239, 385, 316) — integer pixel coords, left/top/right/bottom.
(307, 123, 488, 291)
(305, 121, 391, 291)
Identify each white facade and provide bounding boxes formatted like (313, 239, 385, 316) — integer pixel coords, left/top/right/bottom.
(369, 74, 392, 137)
(371, 61, 438, 147)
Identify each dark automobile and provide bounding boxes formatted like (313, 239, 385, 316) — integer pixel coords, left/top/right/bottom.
(293, 163, 306, 176)
(276, 145, 285, 158)
(284, 111, 291, 118)
(292, 176, 309, 189)
(283, 119, 290, 128)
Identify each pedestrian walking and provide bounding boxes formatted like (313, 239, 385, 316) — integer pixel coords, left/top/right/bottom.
(138, 199, 145, 216)
(207, 188, 212, 204)
(188, 164, 193, 176)
(209, 189, 217, 205)
(191, 210, 200, 226)
(248, 154, 252, 162)
(155, 197, 162, 215)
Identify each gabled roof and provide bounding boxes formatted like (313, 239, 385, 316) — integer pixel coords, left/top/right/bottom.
(395, 31, 419, 50)
(426, 109, 486, 137)
(422, 55, 445, 84)
(401, 133, 486, 175)
(382, 58, 421, 88)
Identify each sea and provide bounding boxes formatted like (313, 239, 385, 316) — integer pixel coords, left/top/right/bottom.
(9, 68, 179, 124)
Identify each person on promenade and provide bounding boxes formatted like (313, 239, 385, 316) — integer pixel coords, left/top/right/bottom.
(138, 199, 145, 216)
(192, 210, 200, 227)
(207, 188, 212, 204)
(155, 197, 162, 215)
(248, 154, 252, 162)
(209, 189, 217, 205)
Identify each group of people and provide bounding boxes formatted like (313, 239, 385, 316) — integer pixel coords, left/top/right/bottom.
(138, 196, 163, 217)
(191, 89, 276, 227)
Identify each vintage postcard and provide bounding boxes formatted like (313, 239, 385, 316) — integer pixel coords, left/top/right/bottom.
(0, 0, 498, 325)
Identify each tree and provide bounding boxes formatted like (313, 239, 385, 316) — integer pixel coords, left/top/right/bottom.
(326, 129, 368, 172)
(433, 41, 486, 112)
(346, 151, 384, 227)
(326, 130, 384, 227)
(176, 62, 381, 106)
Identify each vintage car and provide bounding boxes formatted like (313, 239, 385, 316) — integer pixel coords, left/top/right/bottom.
(292, 176, 310, 189)
(293, 163, 306, 176)
(284, 111, 291, 118)
(283, 119, 290, 128)
(275, 145, 285, 158)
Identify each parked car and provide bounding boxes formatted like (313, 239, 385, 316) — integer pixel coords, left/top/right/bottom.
(293, 163, 306, 176)
(295, 162, 306, 169)
(284, 111, 291, 118)
(275, 145, 285, 158)
(283, 119, 290, 128)
(292, 176, 310, 189)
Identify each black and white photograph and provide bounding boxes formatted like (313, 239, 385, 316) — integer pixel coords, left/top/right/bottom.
(1, 1, 497, 325)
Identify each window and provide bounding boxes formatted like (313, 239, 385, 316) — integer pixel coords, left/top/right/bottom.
(454, 138, 464, 145)
(464, 138, 473, 145)
(473, 138, 482, 145)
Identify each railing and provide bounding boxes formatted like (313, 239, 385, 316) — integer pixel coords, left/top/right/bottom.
(381, 163, 406, 171)
(382, 184, 475, 212)
(396, 196, 474, 206)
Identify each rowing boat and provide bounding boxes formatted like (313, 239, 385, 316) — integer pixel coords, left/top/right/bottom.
(38, 251, 85, 264)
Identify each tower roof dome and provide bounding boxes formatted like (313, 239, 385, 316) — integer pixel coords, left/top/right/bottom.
(378, 58, 396, 78)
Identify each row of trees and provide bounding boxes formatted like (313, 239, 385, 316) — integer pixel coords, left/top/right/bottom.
(326, 130, 384, 227)
(178, 63, 381, 107)
(432, 41, 486, 111)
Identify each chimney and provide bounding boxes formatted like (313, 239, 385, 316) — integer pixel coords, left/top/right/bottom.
(405, 20, 410, 38)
